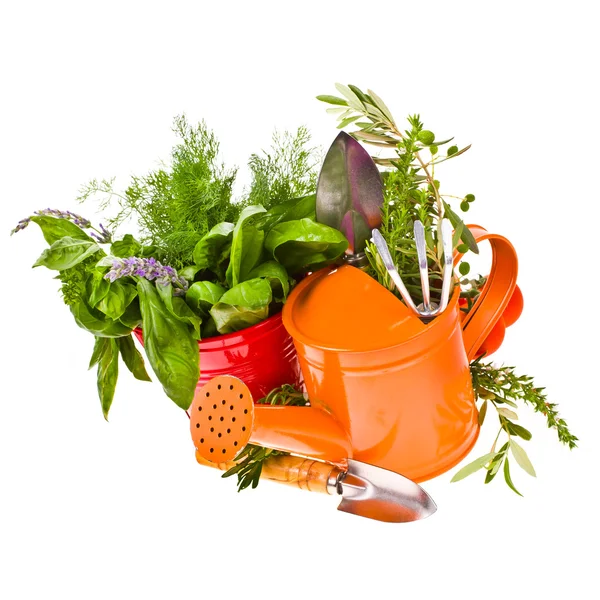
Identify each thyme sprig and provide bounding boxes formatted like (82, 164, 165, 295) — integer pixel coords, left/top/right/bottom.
(451, 359, 578, 494)
(221, 384, 309, 491)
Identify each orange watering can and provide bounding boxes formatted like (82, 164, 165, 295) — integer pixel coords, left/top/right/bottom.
(191, 225, 518, 484)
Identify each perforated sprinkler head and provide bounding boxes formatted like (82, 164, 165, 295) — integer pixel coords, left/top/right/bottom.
(190, 376, 254, 462)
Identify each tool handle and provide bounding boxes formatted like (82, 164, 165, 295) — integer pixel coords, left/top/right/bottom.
(195, 451, 341, 495)
(456, 225, 519, 360)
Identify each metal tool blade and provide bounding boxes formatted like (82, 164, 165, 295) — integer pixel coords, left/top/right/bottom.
(371, 229, 420, 315)
(413, 220, 432, 311)
(336, 459, 437, 523)
(438, 218, 454, 312)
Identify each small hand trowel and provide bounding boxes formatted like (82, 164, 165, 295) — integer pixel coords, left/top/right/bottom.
(195, 452, 436, 524)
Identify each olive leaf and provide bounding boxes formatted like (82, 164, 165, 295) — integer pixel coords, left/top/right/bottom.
(450, 452, 497, 482)
(510, 439, 537, 477)
(503, 458, 523, 496)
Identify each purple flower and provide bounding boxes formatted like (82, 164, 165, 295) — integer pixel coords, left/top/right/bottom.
(104, 256, 189, 295)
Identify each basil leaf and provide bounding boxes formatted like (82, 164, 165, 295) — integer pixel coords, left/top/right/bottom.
(192, 222, 234, 270)
(118, 299, 143, 330)
(157, 283, 202, 340)
(96, 280, 138, 320)
(247, 260, 290, 301)
(89, 336, 110, 369)
(30, 215, 92, 245)
(71, 299, 132, 338)
(137, 278, 199, 410)
(255, 194, 316, 232)
(88, 269, 111, 307)
(210, 278, 272, 334)
(111, 234, 142, 258)
(264, 218, 348, 274)
(186, 281, 226, 317)
(97, 338, 119, 420)
(226, 205, 267, 288)
(33, 237, 101, 271)
(117, 335, 151, 382)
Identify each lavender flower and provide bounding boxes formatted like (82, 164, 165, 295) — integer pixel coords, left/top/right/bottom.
(10, 208, 111, 242)
(105, 257, 189, 295)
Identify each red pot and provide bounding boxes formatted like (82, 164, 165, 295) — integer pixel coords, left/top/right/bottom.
(133, 312, 302, 403)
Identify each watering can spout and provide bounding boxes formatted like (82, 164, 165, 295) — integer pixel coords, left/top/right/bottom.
(190, 376, 352, 466)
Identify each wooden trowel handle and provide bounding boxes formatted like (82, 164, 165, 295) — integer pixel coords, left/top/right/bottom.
(195, 451, 341, 494)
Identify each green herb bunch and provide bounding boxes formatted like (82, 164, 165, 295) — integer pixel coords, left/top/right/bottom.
(318, 84, 477, 307)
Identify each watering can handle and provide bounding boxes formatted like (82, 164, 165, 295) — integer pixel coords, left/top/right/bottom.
(458, 225, 518, 361)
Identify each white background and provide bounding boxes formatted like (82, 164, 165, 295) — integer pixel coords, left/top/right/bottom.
(1, 1, 599, 598)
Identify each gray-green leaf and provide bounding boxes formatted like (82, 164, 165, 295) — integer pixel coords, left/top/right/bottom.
(450, 452, 497, 482)
(510, 439, 536, 477)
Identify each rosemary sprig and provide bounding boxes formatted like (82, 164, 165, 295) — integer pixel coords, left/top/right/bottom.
(221, 384, 309, 491)
(451, 358, 578, 494)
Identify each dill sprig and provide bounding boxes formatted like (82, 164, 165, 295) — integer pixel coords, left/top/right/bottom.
(246, 126, 320, 210)
(221, 384, 309, 491)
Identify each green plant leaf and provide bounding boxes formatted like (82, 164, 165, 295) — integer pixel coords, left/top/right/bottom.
(503, 458, 523, 496)
(478, 399, 488, 426)
(256, 194, 316, 232)
(30, 215, 93, 245)
(316, 95, 348, 106)
(226, 205, 267, 288)
(186, 281, 226, 318)
(497, 407, 519, 420)
(111, 234, 142, 258)
(96, 280, 138, 321)
(366, 88, 395, 123)
(505, 421, 533, 441)
(89, 336, 110, 369)
(137, 278, 199, 410)
(192, 222, 234, 271)
(157, 283, 202, 339)
(88, 268, 111, 307)
(209, 278, 272, 334)
(97, 338, 119, 420)
(247, 260, 290, 301)
(510, 439, 536, 477)
(265, 218, 348, 274)
(33, 237, 101, 271)
(443, 202, 479, 254)
(450, 452, 497, 482)
(117, 335, 151, 382)
(71, 299, 132, 338)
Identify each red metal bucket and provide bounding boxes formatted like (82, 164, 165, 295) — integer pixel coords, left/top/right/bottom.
(133, 312, 302, 404)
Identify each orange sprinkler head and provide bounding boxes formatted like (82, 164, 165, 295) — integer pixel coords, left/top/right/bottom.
(190, 376, 254, 462)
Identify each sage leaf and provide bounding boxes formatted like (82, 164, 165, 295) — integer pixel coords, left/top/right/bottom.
(450, 452, 497, 482)
(117, 335, 151, 382)
(33, 237, 101, 271)
(510, 439, 536, 477)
